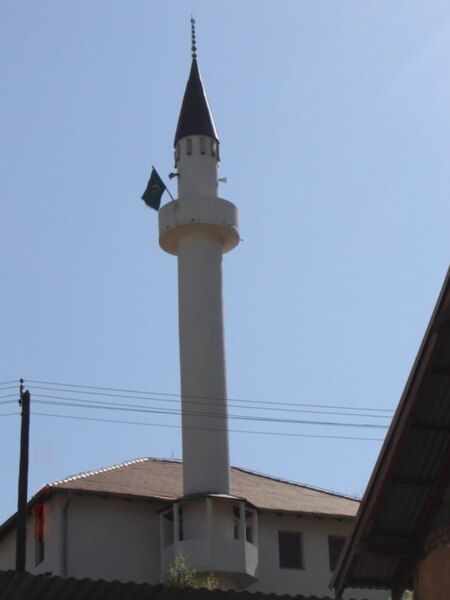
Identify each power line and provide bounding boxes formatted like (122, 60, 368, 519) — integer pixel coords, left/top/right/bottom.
(31, 411, 385, 442)
(31, 396, 389, 429)
(0, 412, 19, 418)
(0, 386, 19, 392)
(0, 380, 18, 387)
(29, 390, 392, 420)
(0, 400, 17, 405)
(0, 394, 18, 400)
(26, 379, 395, 413)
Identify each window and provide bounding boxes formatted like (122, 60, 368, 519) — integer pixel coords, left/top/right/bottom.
(233, 506, 254, 542)
(200, 137, 206, 155)
(34, 503, 46, 565)
(211, 139, 216, 157)
(278, 531, 303, 569)
(178, 507, 184, 541)
(233, 506, 240, 540)
(328, 535, 346, 571)
(186, 138, 192, 155)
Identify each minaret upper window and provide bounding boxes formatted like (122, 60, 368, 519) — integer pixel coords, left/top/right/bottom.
(175, 144, 180, 161)
(211, 140, 216, 158)
(200, 137, 206, 155)
(186, 138, 192, 155)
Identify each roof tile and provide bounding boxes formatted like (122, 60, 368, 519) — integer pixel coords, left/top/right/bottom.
(49, 458, 358, 518)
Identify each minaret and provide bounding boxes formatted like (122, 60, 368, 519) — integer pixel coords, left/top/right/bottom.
(159, 22, 239, 496)
(158, 25, 257, 587)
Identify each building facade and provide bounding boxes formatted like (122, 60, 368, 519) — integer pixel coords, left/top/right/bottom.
(0, 458, 384, 598)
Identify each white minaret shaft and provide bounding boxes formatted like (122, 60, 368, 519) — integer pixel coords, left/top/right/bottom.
(159, 57, 239, 496)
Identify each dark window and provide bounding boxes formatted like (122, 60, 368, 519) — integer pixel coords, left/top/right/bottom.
(328, 535, 346, 571)
(278, 531, 303, 569)
(233, 506, 239, 540)
(186, 138, 192, 155)
(34, 504, 45, 565)
(178, 507, 184, 541)
(246, 525, 253, 543)
(233, 506, 254, 542)
(200, 137, 206, 155)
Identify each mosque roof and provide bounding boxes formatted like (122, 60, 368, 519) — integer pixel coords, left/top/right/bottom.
(174, 58, 219, 147)
(0, 458, 360, 542)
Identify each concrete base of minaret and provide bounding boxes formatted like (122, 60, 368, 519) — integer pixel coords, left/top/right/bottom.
(159, 495, 259, 589)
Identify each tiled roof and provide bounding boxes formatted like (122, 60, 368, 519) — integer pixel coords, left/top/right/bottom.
(49, 457, 359, 518)
(0, 569, 336, 600)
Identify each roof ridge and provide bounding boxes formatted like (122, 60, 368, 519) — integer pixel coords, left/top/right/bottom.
(49, 456, 185, 487)
(231, 465, 361, 501)
(49, 457, 152, 487)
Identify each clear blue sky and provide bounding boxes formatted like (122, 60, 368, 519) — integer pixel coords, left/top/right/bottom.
(1, 1, 449, 524)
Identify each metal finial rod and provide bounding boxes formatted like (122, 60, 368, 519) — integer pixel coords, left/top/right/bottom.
(191, 16, 197, 59)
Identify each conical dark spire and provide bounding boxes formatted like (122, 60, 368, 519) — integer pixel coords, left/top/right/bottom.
(174, 58, 219, 147)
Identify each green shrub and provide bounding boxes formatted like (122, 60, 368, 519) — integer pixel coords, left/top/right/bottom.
(166, 552, 218, 590)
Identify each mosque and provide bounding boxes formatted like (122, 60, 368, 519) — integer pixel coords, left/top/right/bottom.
(0, 24, 386, 599)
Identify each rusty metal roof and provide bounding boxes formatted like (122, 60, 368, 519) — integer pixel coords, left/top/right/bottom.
(0, 570, 334, 600)
(331, 267, 450, 597)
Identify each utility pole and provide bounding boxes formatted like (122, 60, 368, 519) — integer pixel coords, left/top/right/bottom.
(15, 379, 30, 573)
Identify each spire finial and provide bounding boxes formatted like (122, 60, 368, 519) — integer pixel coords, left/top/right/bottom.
(190, 16, 197, 59)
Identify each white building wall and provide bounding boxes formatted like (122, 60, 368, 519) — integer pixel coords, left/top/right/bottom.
(0, 493, 387, 598)
(0, 494, 62, 575)
(64, 494, 162, 583)
(0, 493, 164, 584)
(246, 511, 384, 599)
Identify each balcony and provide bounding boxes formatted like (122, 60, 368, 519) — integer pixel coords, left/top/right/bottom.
(159, 494, 259, 588)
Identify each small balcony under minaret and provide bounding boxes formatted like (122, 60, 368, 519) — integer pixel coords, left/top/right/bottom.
(159, 494, 259, 588)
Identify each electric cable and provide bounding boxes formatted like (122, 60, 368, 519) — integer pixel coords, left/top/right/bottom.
(31, 397, 389, 429)
(31, 411, 385, 442)
(29, 391, 392, 420)
(26, 379, 395, 413)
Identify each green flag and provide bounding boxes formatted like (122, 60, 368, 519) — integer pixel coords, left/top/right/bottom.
(141, 167, 166, 211)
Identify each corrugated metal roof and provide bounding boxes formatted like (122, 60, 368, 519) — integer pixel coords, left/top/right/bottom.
(331, 267, 450, 597)
(0, 570, 337, 600)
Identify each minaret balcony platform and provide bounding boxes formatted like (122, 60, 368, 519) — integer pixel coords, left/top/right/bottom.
(159, 495, 259, 588)
(159, 195, 239, 255)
